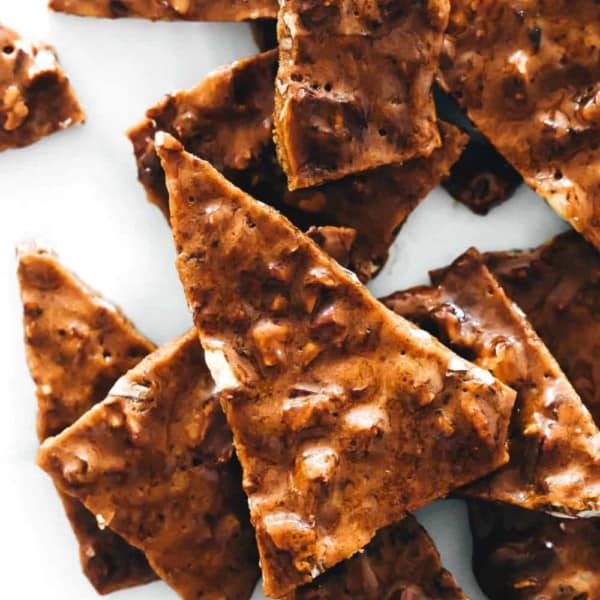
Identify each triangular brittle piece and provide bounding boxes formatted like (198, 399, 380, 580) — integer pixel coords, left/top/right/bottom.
(290, 516, 466, 599)
(468, 500, 600, 600)
(17, 244, 156, 594)
(38, 330, 260, 600)
(128, 51, 467, 281)
(440, 1, 600, 248)
(484, 231, 600, 423)
(157, 134, 516, 597)
(383, 248, 600, 517)
(466, 237, 600, 599)
(0, 25, 84, 152)
(274, 0, 448, 189)
(49, 0, 277, 20)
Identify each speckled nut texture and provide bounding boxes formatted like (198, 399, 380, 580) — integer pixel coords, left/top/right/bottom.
(440, 0, 600, 248)
(0, 25, 84, 152)
(484, 232, 600, 424)
(469, 500, 600, 600)
(275, 0, 448, 190)
(37, 330, 260, 600)
(289, 515, 466, 599)
(282, 122, 467, 281)
(49, 0, 278, 20)
(383, 248, 600, 518)
(157, 135, 516, 598)
(128, 51, 466, 282)
(17, 244, 156, 594)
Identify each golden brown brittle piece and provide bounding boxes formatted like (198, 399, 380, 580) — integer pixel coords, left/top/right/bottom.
(17, 244, 156, 594)
(440, 0, 600, 247)
(0, 25, 84, 152)
(128, 51, 466, 282)
(275, 0, 448, 189)
(384, 248, 600, 517)
(484, 232, 600, 424)
(423, 236, 600, 599)
(290, 516, 466, 600)
(157, 134, 516, 597)
(38, 330, 260, 600)
(49, 0, 277, 20)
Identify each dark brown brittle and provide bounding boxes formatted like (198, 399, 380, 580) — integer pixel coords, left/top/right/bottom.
(0, 24, 84, 152)
(275, 0, 448, 189)
(290, 516, 466, 600)
(157, 135, 516, 597)
(18, 244, 156, 594)
(469, 500, 600, 600)
(128, 52, 466, 282)
(251, 19, 278, 52)
(38, 330, 260, 600)
(434, 87, 522, 215)
(49, 0, 277, 20)
(384, 248, 600, 517)
(440, 0, 600, 247)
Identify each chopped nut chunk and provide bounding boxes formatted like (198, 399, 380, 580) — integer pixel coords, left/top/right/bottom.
(290, 516, 466, 599)
(49, 0, 277, 20)
(17, 244, 156, 594)
(0, 25, 84, 151)
(157, 136, 516, 597)
(440, 1, 600, 247)
(275, 0, 448, 189)
(128, 52, 467, 281)
(38, 331, 259, 600)
(384, 247, 600, 517)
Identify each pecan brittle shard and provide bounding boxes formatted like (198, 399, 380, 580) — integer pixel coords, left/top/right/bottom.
(49, 0, 277, 21)
(289, 516, 466, 600)
(440, 0, 600, 248)
(37, 330, 260, 600)
(465, 233, 600, 599)
(275, 0, 448, 189)
(383, 247, 600, 517)
(17, 243, 156, 594)
(0, 24, 84, 152)
(469, 500, 600, 600)
(157, 134, 516, 597)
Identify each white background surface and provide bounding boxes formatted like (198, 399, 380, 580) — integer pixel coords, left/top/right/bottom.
(0, 3, 569, 598)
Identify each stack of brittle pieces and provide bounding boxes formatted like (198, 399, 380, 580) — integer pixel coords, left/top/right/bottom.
(13, 1, 600, 599)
